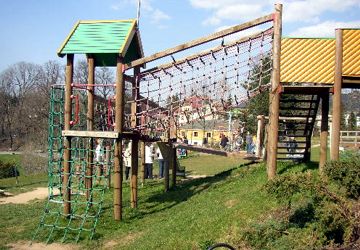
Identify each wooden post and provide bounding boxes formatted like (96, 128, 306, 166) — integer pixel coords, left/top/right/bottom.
(319, 92, 329, 172)
(171, 147, 177, 188)
(130, 66, 140, 208)
(63, 54, 74, 216)
(86, 55, 95, 201)
(130, 139, 139, 208)
(164, 143, 170, 192)
(114, 56, 125, 221)
(105, 145, 111, 188)
(266, 4, 282, 179)
(141, 141, 145, 184)
(256, 115, 265, 158)
(331, 29, 343, 161)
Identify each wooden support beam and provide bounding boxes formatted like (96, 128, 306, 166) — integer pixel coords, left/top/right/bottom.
(171, 147, 177, 188)
(86, 55, 95, 202)
(331, 29, 343, 161)
(125, 14, 273, 69)
(62, 130, 119, 139)
(141, 141, 145, 184)
(130, 67, 140, 208)
(164, 155, 170, 192)
(266, 4, 282, 180)
(320, 92, 329, 172)
(105, 145, 111, 188)
(256, 115, 265, 158)
(157, 142, 172, 192)
(114, 56, 125, 221)
(173, 143, 229, 157)
(140, 29, 271, 75)
(63, 54, 74, 216)
(130, 139, 139, 208)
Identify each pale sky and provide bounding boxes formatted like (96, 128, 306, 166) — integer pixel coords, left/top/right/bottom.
(0, 0, 359, 71)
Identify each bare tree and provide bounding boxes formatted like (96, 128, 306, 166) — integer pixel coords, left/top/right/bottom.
(0, 62, 43, 149)
(96, 66, 115, 99)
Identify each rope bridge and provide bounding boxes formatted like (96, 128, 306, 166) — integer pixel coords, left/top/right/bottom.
(125, 28, 274, 138)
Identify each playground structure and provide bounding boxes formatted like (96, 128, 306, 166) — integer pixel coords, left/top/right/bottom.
(32, 3, 360, 243)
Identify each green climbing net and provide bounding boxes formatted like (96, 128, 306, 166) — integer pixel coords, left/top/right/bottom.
(33, 86, 114, 243)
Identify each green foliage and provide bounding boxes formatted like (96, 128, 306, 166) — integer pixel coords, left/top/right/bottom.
(0, 159, 19, 179)
(241, 219, 288, 249)
(348, 112, 357, 130)
(244, 91, 269, 134)
(324, 152, 360, 199)
(242, 55, 271, 133)
(265, 172, 313, 207)
(257, 161, 360, 249)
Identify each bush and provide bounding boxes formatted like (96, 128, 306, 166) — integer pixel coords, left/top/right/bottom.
(259, 170, 360, 249)
(0, 159, 19, 179)
(265, 172, 314, 207)
(324, 154, 360, 199)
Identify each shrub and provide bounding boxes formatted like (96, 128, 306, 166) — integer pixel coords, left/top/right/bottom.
(265, 172, 314, 207)
(262, 171, 359, 248)
(0, 159, 19, 179)
(324, 156, 360, 199)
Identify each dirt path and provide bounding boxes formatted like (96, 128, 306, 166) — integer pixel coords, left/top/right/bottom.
(0, 187, 50, 205)
(8, 241, 78, 250)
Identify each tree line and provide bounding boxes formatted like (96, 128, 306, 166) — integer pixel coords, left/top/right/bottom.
(0, 60, 115, 150)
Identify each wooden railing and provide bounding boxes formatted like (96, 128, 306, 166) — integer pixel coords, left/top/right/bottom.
(340, 130, 360, 147)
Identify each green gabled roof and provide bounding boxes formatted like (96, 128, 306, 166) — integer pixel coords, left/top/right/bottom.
(57, 19, 144, 66)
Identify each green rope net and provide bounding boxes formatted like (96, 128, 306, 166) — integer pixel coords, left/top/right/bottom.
(33, 87, 113, 243)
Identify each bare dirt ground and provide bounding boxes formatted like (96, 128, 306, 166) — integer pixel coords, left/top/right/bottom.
(0, 187, 50, 204)
(8, 241, 78, 250)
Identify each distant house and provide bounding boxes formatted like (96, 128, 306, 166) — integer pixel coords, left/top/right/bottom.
(177, 120, 236, 146)
(175, 95, 225, 125)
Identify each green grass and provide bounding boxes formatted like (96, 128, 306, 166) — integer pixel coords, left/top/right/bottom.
(180, 153, 247, 176)
(0, 154, 47, 194)
(0, 154, 21, 164)
(0, 152, 321, 249)
(0, 173, 47, 195)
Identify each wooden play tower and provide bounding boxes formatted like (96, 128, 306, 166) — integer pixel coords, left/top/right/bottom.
(267, 16, 360, 178)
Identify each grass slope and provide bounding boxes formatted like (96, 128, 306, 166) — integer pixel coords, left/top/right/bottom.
(0, 153, 319, 249)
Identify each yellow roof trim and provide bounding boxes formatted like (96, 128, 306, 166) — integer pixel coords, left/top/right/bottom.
(135, 23, 145, 59)
(57, 21, 80, 56)
(79, 19, 135, 24)
(119, 20, 137, 56)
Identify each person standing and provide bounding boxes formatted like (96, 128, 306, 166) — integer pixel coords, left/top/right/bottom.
(220, 133, 229, 150)
(145, 142, 154, 179)
(95, 138, 104, 178)
(156, 146, 167, 179)
(246, 132, 253, 155)
(123, 140, 132, 180)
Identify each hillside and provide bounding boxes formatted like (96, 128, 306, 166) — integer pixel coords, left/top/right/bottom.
(2, 150, 357, 249)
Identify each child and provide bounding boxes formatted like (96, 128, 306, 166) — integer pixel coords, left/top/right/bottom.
(124, 140, 132, 180)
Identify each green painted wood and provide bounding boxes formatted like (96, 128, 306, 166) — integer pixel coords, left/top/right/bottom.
(58, 20, 142, 66)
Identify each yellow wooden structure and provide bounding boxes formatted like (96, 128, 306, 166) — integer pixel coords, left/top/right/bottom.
(343, 29, 360, 77)
(280, 29, 360, 84)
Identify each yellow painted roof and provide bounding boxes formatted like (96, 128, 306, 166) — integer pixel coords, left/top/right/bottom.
(280, 38, 335, 84)
(343, 29, 360, 77)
